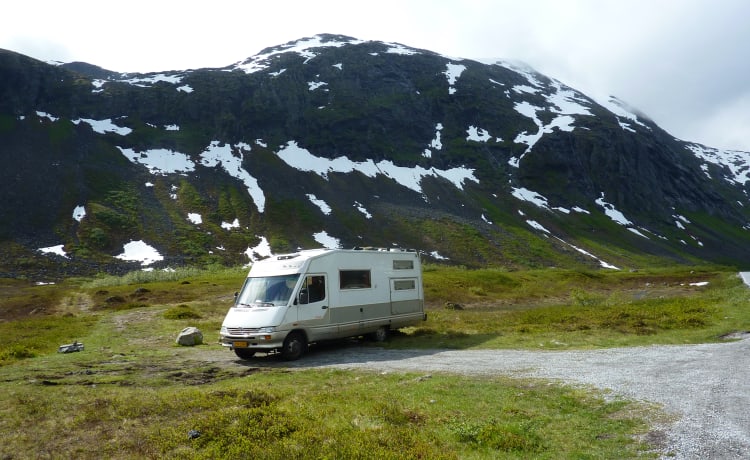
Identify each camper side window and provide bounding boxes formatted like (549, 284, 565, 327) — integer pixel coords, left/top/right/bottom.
(299, 275, 326, 304)
(393, 260, 414, 270)
(340, 270, 371, 289)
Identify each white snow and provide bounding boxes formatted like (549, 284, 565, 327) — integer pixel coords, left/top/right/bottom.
(597, 96, 649, 132)
(244, 236, 272, 262)
(306, 194, 332, 215)
(444, 63, 466, 95)
(313, 230, 341, 249)
(385, 43, 418, 55)
(430, 123, 443, 150)
(308, 81, 328, 91)
(118, 147, 195, 175)
(187, 213, 202, 225)
(429, 251, 449, 260)
(276, 141, 477, 194)
(354, 201, 372, 218)
(221, 218, 240, 230)
(38, 244, 68, 258)
(36, 111, 59, 122)
(118, 73, 184, 87)
(466, 126, 500, 143)
(199, 141, 266, 212)
(547, 81, 593, 117)
(526, 219, 550, 233)
(686, 143, 750, 186)
(560, 237, 619, 269)
(234, 35, 364, 74)
(164, 124, 180, 131)
(511, 187, 570, 213)
(72, 205, 86, 222)
(114, 240, 163, 266)
(513, 101, 576, 157)
(595, 193, 633, 226)
(73, 118, 132, 135)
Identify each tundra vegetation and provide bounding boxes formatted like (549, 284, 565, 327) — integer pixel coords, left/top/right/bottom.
(1, 264, 748, 459)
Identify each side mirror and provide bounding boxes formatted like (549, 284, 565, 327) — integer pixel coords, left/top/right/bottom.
(298, 289, 309, 305)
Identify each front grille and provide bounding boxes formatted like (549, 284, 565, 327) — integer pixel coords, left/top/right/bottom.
(226, 327, 261, 336)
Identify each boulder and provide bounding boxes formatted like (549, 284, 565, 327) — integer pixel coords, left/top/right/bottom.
(176, 327, 203, 346)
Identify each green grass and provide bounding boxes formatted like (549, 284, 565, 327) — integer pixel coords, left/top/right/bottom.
(1, 264, 748, 458)
(0, 366, 654, 459)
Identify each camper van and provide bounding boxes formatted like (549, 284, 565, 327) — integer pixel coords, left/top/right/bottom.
(219, 248, 426, 360)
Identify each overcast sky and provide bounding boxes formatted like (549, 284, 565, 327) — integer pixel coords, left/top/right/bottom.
(3, 0, 749, 151)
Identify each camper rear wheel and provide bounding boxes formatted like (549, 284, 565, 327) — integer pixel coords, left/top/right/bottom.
(233, 348, 255, 360)
(281, 332, 307, 361)
(369, 326, 389, 342)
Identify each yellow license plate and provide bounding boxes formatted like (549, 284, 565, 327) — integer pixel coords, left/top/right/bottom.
(233, 341, 248, 348)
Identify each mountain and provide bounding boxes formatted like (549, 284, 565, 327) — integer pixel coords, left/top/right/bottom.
(2, 33, 750, 278)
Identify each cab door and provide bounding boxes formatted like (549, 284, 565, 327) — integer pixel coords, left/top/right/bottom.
(295, 275, 332, 340)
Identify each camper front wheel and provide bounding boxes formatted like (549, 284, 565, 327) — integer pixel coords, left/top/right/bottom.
(281, 332, 308, 361)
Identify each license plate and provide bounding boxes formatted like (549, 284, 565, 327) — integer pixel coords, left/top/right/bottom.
(234, 341, 248, 348)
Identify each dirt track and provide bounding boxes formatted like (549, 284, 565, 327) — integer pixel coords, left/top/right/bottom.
(211, 335, 750, 459)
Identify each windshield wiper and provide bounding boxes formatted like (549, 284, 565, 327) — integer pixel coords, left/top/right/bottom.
(236, 301, 277, 308)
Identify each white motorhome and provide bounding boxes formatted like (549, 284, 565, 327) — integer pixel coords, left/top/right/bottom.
(219, 248, 426, 360)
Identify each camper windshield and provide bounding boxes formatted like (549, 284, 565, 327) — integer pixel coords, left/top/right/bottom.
(236, 274, 300, 307)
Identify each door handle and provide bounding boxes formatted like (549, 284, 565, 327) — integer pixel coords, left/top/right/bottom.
(321, 305, 328, 309)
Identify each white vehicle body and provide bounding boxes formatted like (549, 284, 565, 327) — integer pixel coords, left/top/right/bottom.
(219, 248, 426, 360)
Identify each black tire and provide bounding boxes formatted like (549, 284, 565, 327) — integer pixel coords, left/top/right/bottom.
(281, 332, 307, 361)
(369, 326, 389, 342)
(234, 348, 255, 360)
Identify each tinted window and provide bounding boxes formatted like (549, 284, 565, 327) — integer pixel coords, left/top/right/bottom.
(340, 270, 371, 289)
(393, 260, 414, 270)
(393, 279, 416, 290)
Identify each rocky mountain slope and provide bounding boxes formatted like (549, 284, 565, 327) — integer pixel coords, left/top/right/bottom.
(1, 34, 749, 277)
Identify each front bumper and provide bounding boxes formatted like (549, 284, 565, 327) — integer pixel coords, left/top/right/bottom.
(219, 331, 286, 350)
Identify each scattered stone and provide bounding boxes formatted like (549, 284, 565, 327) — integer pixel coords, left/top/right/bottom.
(176, 327, 203, 346)
(58, 341, 84, 353)
(719, 331, 750, 340)
(444, 302, 463, 310)
(188, 429, 201, 439)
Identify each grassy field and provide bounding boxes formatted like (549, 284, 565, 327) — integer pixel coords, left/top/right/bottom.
(1, 264, 748, 458)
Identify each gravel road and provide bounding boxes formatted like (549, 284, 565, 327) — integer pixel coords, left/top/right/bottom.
(239, 335, 750, 459)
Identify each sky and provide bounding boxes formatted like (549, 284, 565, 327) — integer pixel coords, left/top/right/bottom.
(3, 0, 749, 151)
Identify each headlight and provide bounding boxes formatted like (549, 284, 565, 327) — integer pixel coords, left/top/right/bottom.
(257, 326, 276, 333)
(220, 326, 228, 334)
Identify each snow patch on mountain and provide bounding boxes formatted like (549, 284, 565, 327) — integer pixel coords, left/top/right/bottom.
(73, 117, 132, 135)
(72, 205, 86, 222)
(234, 35, 364, 74)
(598, 96, 650, 132)
(38, 244, 68, 258)
(118, 147, 195, 175)
(275, 141, 478, 194)
(444, 63, 466, 95)
(314, 230, 341, 249)
(307, 194, 332, 215)
(114, 240, 163, 266)
(199, 141, 265, 213)
(686, 143, 750, 185)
